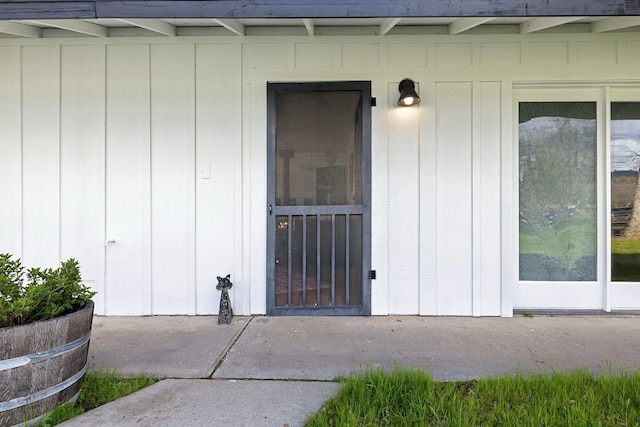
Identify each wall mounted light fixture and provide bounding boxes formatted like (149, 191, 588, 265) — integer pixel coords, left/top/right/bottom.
(397, 78, 421, 106)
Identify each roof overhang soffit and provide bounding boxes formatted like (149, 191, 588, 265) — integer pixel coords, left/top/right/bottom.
(1, 0, 639, 38)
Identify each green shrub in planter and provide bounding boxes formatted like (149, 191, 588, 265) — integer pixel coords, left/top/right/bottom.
(1, 253, 96, 426)
(0, 253, 96, 328)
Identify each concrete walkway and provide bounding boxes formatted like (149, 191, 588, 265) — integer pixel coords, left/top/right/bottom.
(61, 315, 640, 427)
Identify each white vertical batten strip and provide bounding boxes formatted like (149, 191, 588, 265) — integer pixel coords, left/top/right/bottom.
(145, 44, 153, 315)
(98, 44, 107, 316)
(232, 41, 245, 314)
(500, 81, 514, 317)
(471, 81, 482, 317)
(58, 44, 63, 266)
(187, 43, 197, 315)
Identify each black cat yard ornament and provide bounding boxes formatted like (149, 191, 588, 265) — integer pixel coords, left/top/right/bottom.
(216, 274, 233, 324)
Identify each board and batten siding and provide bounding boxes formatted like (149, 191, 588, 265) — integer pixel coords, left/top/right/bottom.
(1, 32, 640, 315)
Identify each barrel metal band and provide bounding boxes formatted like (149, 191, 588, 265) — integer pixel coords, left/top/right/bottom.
(0, 331, 91, 372)
(0, 362, 87, 412)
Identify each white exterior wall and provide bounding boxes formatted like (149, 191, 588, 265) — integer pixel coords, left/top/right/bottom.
(1, 33, 640, 316)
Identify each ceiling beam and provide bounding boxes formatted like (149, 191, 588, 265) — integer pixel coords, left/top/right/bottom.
(0, 20, 42, 37)
(212, 18, 245, 36)
(520, 17, 586, 34)
(302, 18, 314, 36)
(379, 17, 401, 35)
(449, 17, 495, 34)
(591, 16, 640, 32)
(117, 18, 176, 36)
(24, 19, 107, 36)
(91, 0, 640, 20)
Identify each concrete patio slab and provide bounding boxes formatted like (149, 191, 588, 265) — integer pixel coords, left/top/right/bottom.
(214, 315, 640, 381)
(61, 314, 640, 427)
(88, 316, 250, 378)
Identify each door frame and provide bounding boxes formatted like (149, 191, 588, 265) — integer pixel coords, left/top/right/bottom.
(266, 80, 372, 316)
(607, 86, 640, 310)
(513, 87, 606, 310)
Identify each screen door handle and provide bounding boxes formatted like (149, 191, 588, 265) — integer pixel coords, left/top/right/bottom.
(269, 204, 272, 215)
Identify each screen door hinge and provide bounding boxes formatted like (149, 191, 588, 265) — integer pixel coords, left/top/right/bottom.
(368, 270, 376, 280)
(370, 97, 377, 107)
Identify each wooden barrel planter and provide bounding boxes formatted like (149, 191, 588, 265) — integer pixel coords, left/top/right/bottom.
(0, 302, 94, 426)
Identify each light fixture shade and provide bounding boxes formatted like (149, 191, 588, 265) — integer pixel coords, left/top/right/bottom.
(397, 78, 421, 106)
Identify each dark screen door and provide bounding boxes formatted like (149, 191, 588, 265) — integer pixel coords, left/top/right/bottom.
(266, 81, 371, 315)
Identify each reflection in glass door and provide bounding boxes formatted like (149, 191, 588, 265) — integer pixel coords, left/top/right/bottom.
(611, 102, 640, 283)
(519, 102, 598, 282)
(266, 82, 371, 315)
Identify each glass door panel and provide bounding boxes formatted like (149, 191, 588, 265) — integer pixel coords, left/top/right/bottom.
(519, 102, 598, 282)
(611, 102, 640, 282)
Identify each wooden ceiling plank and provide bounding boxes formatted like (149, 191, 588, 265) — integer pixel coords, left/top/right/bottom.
(448, 17, 495, 34)
(93, 0, 640, 20)
(212, 18, 245, 35)
(24, 19, 107, 36)
(379, 17, 401, 35)
(0, 20, 42, 37)
(591, 16, 640, 32)
(0, 2, 95, 20)
(117, 18, 176, 36)
(520, 17, 586, 34)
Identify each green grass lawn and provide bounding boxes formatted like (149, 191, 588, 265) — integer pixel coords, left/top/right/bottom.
(612, 238, 640, 255)
(305, 368, 640, 427)
(611, 238, 640, 281)
(35, 371, 159, 426)
(35, 367, 640, 426)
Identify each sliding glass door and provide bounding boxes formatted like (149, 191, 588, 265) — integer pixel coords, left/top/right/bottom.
(514, 89, 604, 310)
(515, 87, 640, 311)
